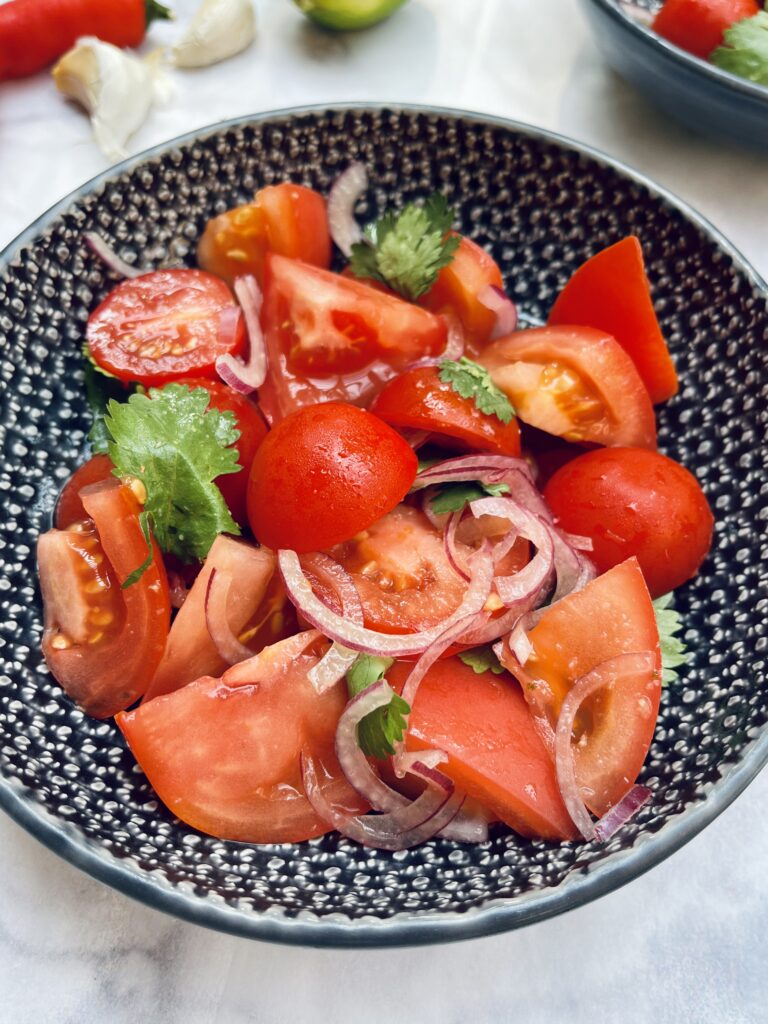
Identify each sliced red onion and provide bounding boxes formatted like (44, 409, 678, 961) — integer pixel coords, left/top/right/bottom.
(478, 284, 518, 340)
(593, 785, 652, 842)
(215, 276, 266, 394)
(302, 752, 463, 850)
(444, 509, 470, 581)
(308, 642, 359, 694)
(327, 162, 368, 258)
(401, 429, 432, 450)
(167, 570, 189, 610)
(204, 569, 255, 665)
(83, 231, 144, 279)
(441, 312, 466, 361)
(300, 552, 364, 625)
(278, 546, 494, 658)
(505, 620, 533, 666)
(554, 651, 656, 840)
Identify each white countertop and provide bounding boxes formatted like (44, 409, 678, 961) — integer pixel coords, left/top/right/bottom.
(1, 1, 766, 1021)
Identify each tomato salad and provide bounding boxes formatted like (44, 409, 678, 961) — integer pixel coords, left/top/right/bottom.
(37, 168, 714, 850)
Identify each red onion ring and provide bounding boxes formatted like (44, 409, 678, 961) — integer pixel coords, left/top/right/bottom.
(593, 785, 652, 842)
(83, 231, 144, 278)
(215, 276, 266, 394)
(204, 569, 258, 665)
(554, 651, 656, 840)
(327, 162, 368, 257)
(300, 553, 365, 693)
(477, 284, 518, 340)
(444, 509, 470, 581)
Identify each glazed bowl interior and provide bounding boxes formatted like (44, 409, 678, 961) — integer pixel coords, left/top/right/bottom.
(0, 106, 766, 947)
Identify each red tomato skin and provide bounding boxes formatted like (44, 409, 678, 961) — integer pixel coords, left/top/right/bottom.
(548, 237, 677, 404)
(652, 0, 759, 59)
(371, 366, 521, 457)
(544, 447, 713, 597)
(388, 658, 576, 840)
(55, 454, 115, 528)
(421, 234, 504, 353)
(176, 379, 268, 526)
(247, 402, 418, 553)
(197, 184, 331, 287)
(87, 269, 246, 387)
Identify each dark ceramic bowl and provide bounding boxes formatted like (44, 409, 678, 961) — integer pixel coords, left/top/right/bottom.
(0, 106, 766, 947)
(579, 0, 768, 149)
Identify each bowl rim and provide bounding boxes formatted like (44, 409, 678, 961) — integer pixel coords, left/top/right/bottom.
(590, 0, 768, 103)
(1, 102, 766, 948)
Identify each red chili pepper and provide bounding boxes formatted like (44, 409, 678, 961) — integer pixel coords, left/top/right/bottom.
(0, 0, 172, 82)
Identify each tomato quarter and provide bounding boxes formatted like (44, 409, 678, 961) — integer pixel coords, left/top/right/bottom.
(652, 0, 759, 58)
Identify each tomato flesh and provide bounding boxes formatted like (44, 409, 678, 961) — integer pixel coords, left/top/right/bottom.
(38, 479, 171, 718)
(197, 183, 331, 287)
(478, 325, 657, 449)
(544, 447, 713, 597)
(652, 0, 759, 59)
(388, 658, 576, 840)
(118, 632, 367, 844)
(247, 402, 417, 553)
(87, 269, 246, 386)
(371, 366, 521, 457)
(55, 454, 115, 528)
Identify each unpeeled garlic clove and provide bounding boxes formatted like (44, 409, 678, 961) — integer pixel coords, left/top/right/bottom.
(173, 0, 256, 69)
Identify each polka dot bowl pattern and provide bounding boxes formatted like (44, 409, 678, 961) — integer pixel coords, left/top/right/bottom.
(0, 106, 766, 947)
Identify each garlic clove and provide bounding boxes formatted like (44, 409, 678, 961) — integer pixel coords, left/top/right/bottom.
(173, 0, 257, 69)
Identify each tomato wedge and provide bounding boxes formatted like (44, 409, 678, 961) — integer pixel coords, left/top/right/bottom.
(548, 238, 678, 404)
(197, 183, 331, 287)
(258, 255, 448, 421)
(503, 558, 661, 816)
(478, 326, 657, 449)
(38, 479, 171, 718)
(652, 0, 759, 59)
(118, 632, 368, 844)
(87, 269, 246, 386)
(388, 657, 576, 840)
(55, 454, 115, 528)
(371, 366, 522, 456)
(143, 535, 276, 703)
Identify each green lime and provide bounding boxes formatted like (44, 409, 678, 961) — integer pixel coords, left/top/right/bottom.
(293, 0, 409, 31)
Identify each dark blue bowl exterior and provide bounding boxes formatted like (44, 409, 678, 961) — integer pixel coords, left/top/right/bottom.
(580, 0, 768, 150)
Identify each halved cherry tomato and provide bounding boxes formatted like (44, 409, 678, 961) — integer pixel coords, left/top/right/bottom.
(387, 657, 575, 840)
(143, 535, 276, 703)
(87, 270, 246, 387)
(247, 402, 417, 553)
(118, 632, 368, 844)
(478, 326, 657, 449)
(38, 479, 171, 718)
(548, 238, 678, 404)
(544, 447, 713, 597)
(176, 379, 268, 526)
(55, 454, 115, 528)
(652, 0, 758, 59)
(197, 184, 331, 287)
(370, 366, 521, 457)
(421, 234, 504, 354)
(504, 558, 661, 816)
(258, 255, 448, 421)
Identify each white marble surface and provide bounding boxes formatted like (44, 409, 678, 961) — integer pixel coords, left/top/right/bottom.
(0, 1, 766, 1021)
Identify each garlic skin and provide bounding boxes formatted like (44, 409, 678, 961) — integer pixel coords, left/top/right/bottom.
(173, 0, 257, 69)
(53, 38, 168, 162)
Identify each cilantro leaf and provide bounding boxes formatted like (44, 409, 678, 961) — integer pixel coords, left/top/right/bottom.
(458, 645, 504, 675)
(346, 654, 410, 759)
(653, 593, 689, 686)
(105, 384, 241, 564)
(429, 480, 510, 515)
(122, 510, 154, 589)
(711, 12, 768, 86)
(438, 357, 515, 424)
(82, 352, 129, 455)
(348, 193, 460, 301)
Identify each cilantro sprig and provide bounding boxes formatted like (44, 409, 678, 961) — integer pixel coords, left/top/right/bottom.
(653, 593, 689, 686)
(711, 12, 768, 86)
(458, 645, 504, 676)
(346, 654, 410, 759)
(438, 357, 515, 424)
(349, 193, 460, 301)
(429, 480, 510, 515)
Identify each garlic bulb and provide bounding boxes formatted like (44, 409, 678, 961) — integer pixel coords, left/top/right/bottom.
(53, 38, 169, 162)
(173, 0, 256, 69)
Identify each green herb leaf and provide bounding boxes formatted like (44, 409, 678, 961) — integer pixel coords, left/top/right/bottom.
(429, 480, 510, 515)
(653, 593, 689, 686)
(82, 351, 129, 455)
(105, 384, 241, 564)
(438, 357, 515, 424)
(348, 193, 460, 301)
(346, 654, 410, 759)
(121, 510, 154, 589)
(711, 12, 768, 86)
(458, 645, 504, 675)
